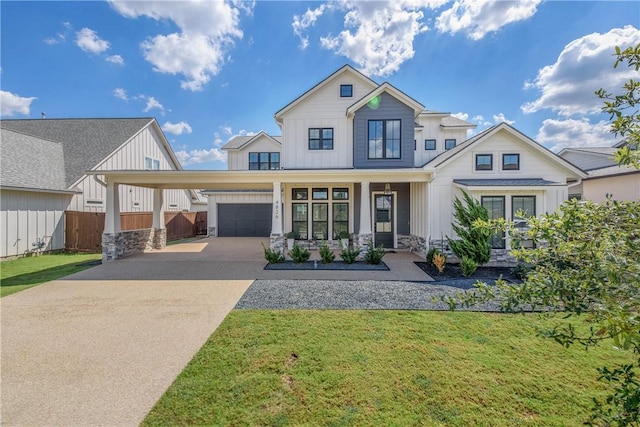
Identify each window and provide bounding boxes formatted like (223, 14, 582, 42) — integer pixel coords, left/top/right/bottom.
(368, 119, 401, 159)
(292, 203, 308, 239)
(425, 139, 436, 150)
(332, 188, 349, 200)
(333, 203, 349, 238)
(312, 203, 328, 240)
(249, 152, 280, 170)
(309, 128, 334, 150)
(85, 199, 103, 206)
(312, 188, 328, 200)
(568, 193, 582, 201)
(145, 157, 160, 170)
(512, 196, 535, 248)
(481, 196, 505, 249)
(445, 139, 456, 150)
(502, 153, 520, 170)
(340, 84, 353, 97)
(475, 154, 493, 171)
(292, 188, 308, 200)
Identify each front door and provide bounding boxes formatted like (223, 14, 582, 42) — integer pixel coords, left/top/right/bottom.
(374, 194, 394, 248)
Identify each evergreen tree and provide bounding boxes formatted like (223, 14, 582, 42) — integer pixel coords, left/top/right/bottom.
(447, 191, 491, 266)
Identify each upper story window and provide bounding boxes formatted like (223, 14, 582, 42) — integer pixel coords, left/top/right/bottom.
(502, 153, 520, 170)
(144, 157, 160, 170)
(368, 119, 401, 159)
(249, 152, 280, 170)
(425, 139, 436, 150)
(475, 154, 493, 171)
(445, 139, 456, 150)
(309, 128, 334, 150)
(340, 84, 353, 97)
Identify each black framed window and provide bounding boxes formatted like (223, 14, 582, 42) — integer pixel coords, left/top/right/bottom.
(475, 154, 493, 171)
(445, 139, 456, 150)
(340, 84, 353, 97)
(333, 203, 349, 238)
(309, 128, 333, 150)
(312, 188, 328, 200)
(512, 196, 535, 248)
(312, 203, 328, 240)
(481, 196, 505, 249)
(502, 153, 520, 170)
(292, 188, 308, 200)
(368, 119, 401, 159)
(332, 188, 349, 200)
(292, 203, 308, 239)
(249, 152, 279, 170)
(425, 139, 436, 150)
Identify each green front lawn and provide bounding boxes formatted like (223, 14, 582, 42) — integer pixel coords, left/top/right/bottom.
(0, 253, 102, 297)
(144, 310, 633, 426)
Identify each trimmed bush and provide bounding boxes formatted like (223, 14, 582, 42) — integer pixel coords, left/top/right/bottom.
(364, 242, 386, 265)
(460, 256, 478, 277)
(262, 243, 284, 264)
(318, 242, 335, 264)
(288, 243, 311, 263)
(340, 247, 361, 264)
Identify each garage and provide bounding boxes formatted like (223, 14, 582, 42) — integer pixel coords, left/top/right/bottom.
(218, 204, 272, 237)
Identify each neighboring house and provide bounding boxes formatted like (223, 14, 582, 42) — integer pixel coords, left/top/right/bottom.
(0, 117, 204, 258)
(558, 142, 640, 202)
(193, 64, 585, 261)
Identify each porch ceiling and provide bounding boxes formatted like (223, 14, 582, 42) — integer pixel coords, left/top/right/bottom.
(87, 169, 434, 190)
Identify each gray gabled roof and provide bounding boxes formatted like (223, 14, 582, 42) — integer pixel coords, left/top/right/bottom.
(0, 128, 72, 192)
(221, 132, 282, 150)
(440, 116, 476, 128)
(453, 178, 560, 187)
(0, 118, 153, 188)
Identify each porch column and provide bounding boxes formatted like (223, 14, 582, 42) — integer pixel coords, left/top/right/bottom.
(270, 181, 284, 253)
(152, 188, 165, 229)
(359, 181, 371, 234)
(104, 181, 121, 234)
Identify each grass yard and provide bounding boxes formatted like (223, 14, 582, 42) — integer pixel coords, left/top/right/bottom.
(0, 252, 102, 297)
(143, 310, 634, 427)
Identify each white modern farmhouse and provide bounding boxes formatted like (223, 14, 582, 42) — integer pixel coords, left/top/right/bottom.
(93, 65, 586, 262)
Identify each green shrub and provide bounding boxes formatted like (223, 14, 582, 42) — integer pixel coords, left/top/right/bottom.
(318, 242, 335, 264)
(335, 230, 350, 240)
(262, 243, 284, 264)
(426, 247, 442, 265)
(447, 191, 491, 266)
(340, 247, 361, 264)
(364, 242, 386, 265)
(460, 256, 478, 277)
(288, 243, 310, 263)
(510, 262, 532, 280)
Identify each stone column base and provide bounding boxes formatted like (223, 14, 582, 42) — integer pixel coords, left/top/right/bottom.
(354, 233, 372, 261)
(270, 234, 285, 254)
(152, 228, 166, 250)
(208, 226, 216, 237)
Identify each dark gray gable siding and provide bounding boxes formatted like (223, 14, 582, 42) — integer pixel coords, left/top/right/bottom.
(353, 93, 415, 169)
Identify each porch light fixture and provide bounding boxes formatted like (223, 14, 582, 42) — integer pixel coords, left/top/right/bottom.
(384, 183, 391, 195)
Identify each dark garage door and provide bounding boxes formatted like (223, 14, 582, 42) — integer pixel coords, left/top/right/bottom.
(218, 204, 272, 237)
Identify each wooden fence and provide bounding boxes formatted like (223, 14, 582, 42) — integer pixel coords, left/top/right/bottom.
(65, 211, 208, 253)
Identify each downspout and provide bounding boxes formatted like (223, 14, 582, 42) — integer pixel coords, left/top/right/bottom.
(93, 174, 107, 188)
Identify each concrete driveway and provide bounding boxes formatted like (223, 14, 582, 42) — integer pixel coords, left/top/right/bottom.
(1, 237, 429, 426)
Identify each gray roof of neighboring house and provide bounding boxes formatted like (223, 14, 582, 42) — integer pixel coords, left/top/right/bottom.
(585, 164, 639, 178)
(222, 134, 282, 150)
(440, 116, 476, 128)
(0, 128, 71, 192)
(0, 118, 153, 188)
(453, 178, 560, 186)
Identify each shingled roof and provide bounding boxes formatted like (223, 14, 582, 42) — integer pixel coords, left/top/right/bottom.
(0, 118, 154, 188)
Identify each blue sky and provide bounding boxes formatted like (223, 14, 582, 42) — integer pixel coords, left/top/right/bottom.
(2, 1, 639, 170)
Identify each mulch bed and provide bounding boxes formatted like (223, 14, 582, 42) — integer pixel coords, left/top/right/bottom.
(415, 262, 521, 284)
(265, 261, 389, 271)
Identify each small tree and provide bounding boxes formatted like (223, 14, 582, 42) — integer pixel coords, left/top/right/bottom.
(447, 191, 491, 266)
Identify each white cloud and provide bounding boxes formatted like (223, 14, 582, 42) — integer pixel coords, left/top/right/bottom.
(536, 118, 616, 152)
(293, 4, 330, 49)
(451, 112, 468, 121)
(436, 0, 541, 40)
(162, 121, 193, 135)
(109, 0, 253, 91)
(493, 112, 515, 125)
(175, 147, 226, 166)
(106, 54, 124, 65)
(113, 88, 128, 100)
(472, 114, 492, 127)
(75, 27, 110, 54)
(143, 96, 165, 113)
(522, 25, 640, 116)
(0, 90, 37, 117)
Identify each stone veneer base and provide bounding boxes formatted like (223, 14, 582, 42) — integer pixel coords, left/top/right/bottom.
(102, 228, 166, 263)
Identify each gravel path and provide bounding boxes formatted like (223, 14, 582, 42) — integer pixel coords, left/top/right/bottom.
(235, 279, 502, 311)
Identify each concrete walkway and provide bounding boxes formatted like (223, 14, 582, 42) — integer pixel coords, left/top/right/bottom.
(1, 279, 252, 426)
(1, 237, 431, 426)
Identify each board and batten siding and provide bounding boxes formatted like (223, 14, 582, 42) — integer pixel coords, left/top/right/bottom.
(227, 136, 281, 170)
(430, 129, 571, 242)
(414, 115, 469, 166)
(353, 93, 415, 169)
(281, 73, 376, 169)
(1, 189, 71, 258)
(68, 124, 193, 212)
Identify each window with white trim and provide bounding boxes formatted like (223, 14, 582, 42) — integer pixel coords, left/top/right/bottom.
(145, 157, 160, 170)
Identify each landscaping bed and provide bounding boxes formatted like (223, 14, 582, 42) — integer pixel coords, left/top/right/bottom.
(415, 261, 522, 289)
(265, 261, 389, 271)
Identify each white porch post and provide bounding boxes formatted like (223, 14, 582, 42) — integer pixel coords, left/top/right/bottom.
(152, 188, 165, 229)
(271, 181, 283, 235)
(359, 181, 371, 235)
(104, 181, 121, 234)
